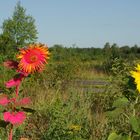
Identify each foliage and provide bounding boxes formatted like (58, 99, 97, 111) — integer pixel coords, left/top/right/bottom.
(0, 44, 49, 140)
(0, 2, 38, 57)
(1, 2, 140, 139)
(16, 87, 91, 140)
(105, 59, 140, 140)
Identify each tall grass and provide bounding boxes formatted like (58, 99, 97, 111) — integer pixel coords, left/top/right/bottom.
(0, 55, 136, 139)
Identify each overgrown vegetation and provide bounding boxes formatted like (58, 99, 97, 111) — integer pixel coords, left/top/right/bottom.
(0, 2, 140, 140)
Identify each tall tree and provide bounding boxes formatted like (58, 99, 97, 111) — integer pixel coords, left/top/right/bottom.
(103, 42, 111, 57)
(0, 1, 38, 54)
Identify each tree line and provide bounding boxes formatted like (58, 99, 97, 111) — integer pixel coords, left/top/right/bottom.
(0, 2, 140, 62)
(49, 43, 140, 62)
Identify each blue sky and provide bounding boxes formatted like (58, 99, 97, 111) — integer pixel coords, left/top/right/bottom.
(0, 0, 140, 48)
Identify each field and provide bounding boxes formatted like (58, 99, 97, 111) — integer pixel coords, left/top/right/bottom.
(1, 1, 140, 139)
(0, 46, 140, 140)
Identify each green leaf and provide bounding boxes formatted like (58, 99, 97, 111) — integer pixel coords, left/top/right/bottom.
(108, 133, 131, 140)
(130, 116, 140, 134)
(119, 135, 131, 140)
(113, 97, 129, 108)
(21, 107, 36, 113)
(108, 132, 120, 140)
(134, 102, 140, 110)
(0, 120, 9, 128)
(106, 108, 123, 118)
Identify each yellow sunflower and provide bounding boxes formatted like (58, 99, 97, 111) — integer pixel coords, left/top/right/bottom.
(130, 64, 140, 93)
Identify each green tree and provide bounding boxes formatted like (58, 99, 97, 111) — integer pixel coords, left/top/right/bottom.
(111, 43, 120, 58)
(103, 42, 111, 57)
(0, 1, 38, 55)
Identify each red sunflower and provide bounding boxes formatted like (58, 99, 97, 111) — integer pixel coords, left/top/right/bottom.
(17, 44, 50, 73)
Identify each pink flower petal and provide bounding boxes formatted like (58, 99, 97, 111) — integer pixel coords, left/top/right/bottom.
(3, 112, 11, 121)
(18, 97, 31, 106)
(0, 96, 9, 106)
(4, 60, 18, 69)
(5, 74, 25, 88)
(3, 111, 26, 125)
(6, 79, 20, 88)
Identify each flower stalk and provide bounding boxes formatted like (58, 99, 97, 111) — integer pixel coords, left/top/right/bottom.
(8, 125, 13, 140)
(1, 43, 50, 139)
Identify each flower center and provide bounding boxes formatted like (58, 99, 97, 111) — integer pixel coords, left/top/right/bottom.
(29, 55, 38, 63)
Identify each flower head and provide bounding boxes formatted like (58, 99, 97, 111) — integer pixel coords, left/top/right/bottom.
(3, 111, 26, 125)
(16, 97, 31, 106)
(0, 95, 9, 106)
(6, 74, 25, 88)
(130, 64, 140, 93)
(17, 44, 49, 73)
(69, 124, 81, 131)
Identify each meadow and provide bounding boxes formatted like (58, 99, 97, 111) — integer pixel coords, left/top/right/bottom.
(1, 1, 140, 139)
(0, 45, 140, 140)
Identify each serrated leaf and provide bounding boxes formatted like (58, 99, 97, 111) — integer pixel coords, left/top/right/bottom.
(113, 97, 129, 108)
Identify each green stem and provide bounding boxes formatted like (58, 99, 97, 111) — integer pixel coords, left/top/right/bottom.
(129, 96, 139, 138)
(133, 96, 139, 116)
